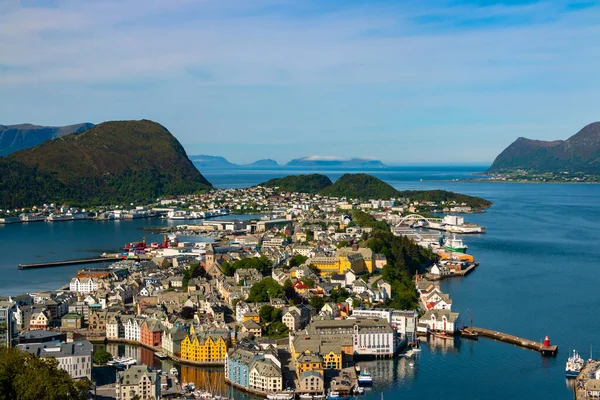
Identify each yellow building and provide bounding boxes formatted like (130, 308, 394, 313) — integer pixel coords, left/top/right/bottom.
(180, 329, 229, 363)
(291, 336, 344, 371)
(296, 351, 324, 376)
(242, 311, 260, 324)
(309, 244, 374, 276)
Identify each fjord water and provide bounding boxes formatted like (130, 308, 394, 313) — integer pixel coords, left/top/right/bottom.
(1, 166, 598, 399)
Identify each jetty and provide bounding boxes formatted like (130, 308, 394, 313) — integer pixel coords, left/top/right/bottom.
(18, 257, 111, 270)
(470, 327, 558, 356)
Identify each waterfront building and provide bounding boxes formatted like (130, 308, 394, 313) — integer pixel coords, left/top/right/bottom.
(140, 318, 164, 348)
(391, 310, 418, 342)
(69, 277, 99, 294)
(225, 348, 255, 389)
(106, 315, 123, 339)
(419, 309, 460, 334)
(225, 345, 283, 394)
(180, 328, 229, 362)
(303, 318, 397, 357)
(296, 351, 325, 376)
(18, 340, 93, 380)
(115, 365, 160, 400)
(124, 316, 144, 342)
(162, 326, 188, 356)
(249, 358, 282, 393)
(291, 336, 344, 370)
(299, 370, 325, 393)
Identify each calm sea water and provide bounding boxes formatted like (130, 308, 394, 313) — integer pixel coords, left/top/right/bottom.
(2, 166, 597, 399)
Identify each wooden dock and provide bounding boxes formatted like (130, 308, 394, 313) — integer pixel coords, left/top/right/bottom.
(470, 327, 558, 356)
(18, 257, 111, 270)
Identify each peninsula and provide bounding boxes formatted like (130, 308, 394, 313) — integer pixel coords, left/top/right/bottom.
(487, 121, 600, 183)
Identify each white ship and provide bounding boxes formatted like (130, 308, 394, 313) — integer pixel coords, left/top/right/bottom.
(566, 349, 584, 378)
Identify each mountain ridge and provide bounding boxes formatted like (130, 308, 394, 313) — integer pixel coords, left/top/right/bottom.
(1, 120, 212, 208)
(0, 122, 94, 156)
(489, 122, 600, 173)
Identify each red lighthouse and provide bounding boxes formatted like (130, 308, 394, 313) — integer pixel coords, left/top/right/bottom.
(543, 335, 550, 347)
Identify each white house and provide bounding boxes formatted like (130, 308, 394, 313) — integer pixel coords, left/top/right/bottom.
(420, 309, 460, 334)
(69, 277, 98, 294)
(249, 359, 283, 393)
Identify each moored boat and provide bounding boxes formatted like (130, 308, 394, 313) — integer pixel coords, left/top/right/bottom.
(442, 234, 468, 253)
(357, 371, 373, 385)
(566, 349, 584, 378)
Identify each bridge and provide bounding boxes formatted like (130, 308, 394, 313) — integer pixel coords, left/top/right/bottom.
(395, 214, 443, 226)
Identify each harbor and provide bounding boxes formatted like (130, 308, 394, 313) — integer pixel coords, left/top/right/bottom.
(17, 257, 113, 270)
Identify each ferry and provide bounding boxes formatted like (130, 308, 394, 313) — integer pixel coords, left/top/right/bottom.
(442, 234, 468, 253)
(357, 371, 373, 385)
(566, 349, 584, 378)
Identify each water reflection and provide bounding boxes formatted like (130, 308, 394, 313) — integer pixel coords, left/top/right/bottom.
(95, 344, 262, 400)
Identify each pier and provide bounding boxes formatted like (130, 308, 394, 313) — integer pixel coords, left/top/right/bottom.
(470, 327, 558, 356)
(18, 257, 111, 270)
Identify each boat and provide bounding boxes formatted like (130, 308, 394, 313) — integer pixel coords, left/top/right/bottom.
(188, 382, 196, 390)
(169, 367, 178, 376)
(354, 386, 365, 395)
(566, 349, 585, 378)
(267, 392, 295, 400)
(154, 351, 168, 359)
(326, 391, 341, 400)
(357, 371, 373, 385)
(299, 395, 313, 400)
(431, 331, 450, 339)
(460, 311, 479, 339)
(442, 234, 468, 253)
(355, 364, 360, 373)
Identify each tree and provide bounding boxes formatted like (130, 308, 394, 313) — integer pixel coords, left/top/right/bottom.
(267, 321, 288, 337)
(352, 299, 362, 308)
(180, 306, 195, 320)
(309, 296, 326, 311)
(337, 240, 349, 249)
(93, 349, 113, 364)
(271, 308, 283, 322)
(300, 277, 315, 288)
(0, 346, 89, 400)
(248, 278, 285, 302)
(288, 254, 308, 268)
(308, 264, 321, 276)
(259, 305, 276, 323)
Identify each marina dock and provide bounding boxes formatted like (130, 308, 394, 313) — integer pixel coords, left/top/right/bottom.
(18, 257, 111, 270)
(470, 327, 558, 356)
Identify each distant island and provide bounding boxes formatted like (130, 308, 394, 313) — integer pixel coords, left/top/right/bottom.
(0, 120, 212, 208)
(488, 122, 600, 182)
(189, 155, 386, 169)
(259, 173, 491, 209)
(0, 122, 94, 156)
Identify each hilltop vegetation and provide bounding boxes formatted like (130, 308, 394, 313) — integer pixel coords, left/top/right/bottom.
(489, 121, 600, 174)
(260, 174, 333, 194)
(259, 173, 491, 209)
(320, 173, 399, 199)
(0, 120, 212, 208)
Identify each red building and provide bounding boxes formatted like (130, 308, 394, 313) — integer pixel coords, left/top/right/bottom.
(140, 319, 164, 348)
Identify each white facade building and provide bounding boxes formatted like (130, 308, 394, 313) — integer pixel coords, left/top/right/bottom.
(69, 277, 98, 294)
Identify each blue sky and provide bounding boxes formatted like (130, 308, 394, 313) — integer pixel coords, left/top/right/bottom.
(1, 0, 600, 164)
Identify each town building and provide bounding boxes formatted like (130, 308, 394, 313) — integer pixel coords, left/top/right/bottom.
(18, 340, 93, 380)
(115, 365, 160, 400)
